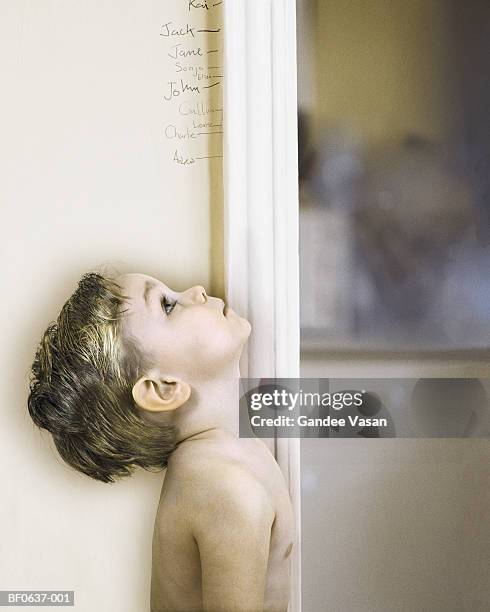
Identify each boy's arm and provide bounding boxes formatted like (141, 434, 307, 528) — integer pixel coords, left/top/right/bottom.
(189, 464, 275, 612)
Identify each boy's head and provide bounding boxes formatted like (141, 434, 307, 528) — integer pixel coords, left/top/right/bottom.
(28, 271, 250, 483)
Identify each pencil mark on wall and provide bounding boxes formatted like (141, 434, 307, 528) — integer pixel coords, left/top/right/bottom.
(161, 1, 223, 165)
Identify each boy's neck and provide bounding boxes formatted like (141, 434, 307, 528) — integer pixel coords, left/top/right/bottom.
(173, 364, 241, 445)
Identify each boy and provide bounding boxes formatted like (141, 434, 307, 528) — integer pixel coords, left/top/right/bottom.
(28, 271, 294, 612)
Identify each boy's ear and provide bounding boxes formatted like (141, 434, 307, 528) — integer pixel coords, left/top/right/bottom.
(132, 375, 191, 413)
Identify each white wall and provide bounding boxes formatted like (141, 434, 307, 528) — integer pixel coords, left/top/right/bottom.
(301, 355, 490, 611)
(0, 2, 222, 610)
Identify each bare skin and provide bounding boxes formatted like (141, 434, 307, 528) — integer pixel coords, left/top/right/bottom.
(151, 432, 294, 612)
(117, 273, 294, 612)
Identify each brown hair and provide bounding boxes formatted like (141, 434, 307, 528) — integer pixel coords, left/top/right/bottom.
(28, 272, 177, 483)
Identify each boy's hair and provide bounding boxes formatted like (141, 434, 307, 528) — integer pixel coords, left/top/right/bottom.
(28, 272, 177, 483)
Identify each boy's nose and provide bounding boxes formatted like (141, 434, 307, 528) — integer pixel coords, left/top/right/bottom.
(180, 285, 207, 305)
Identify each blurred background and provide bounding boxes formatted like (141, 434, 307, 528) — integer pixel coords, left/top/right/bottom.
(297, 1, 490, 610)
(297, 0, 490, 351)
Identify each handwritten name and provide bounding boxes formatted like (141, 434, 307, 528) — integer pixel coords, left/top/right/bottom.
(175, 63, 220, 80)
(189, 0, 222, 9)
(168, 43, 204, 60)
(164, 79, 200, 101)
(165, 124, 197, 140)
(193, 119, 221, 129)
(160, 22, 196, 38)
(189, 0, 210, 9)
(179, 101, 223, 116)
(174, 149, 196, 165)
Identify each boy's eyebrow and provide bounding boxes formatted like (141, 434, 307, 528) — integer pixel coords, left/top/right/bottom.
(143, 280, 157, 306)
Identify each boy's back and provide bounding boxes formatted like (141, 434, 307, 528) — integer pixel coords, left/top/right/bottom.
(151, 433, 294, 612)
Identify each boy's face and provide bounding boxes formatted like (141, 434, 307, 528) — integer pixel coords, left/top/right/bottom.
(117, 273, 251, 381)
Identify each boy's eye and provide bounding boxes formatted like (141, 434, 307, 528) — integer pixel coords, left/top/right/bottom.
(161, 295, 177, 315)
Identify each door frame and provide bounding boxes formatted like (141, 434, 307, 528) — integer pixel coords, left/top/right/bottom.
(223, 1, 301, 610)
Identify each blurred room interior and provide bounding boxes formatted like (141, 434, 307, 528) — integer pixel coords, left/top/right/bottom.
(297, 2, 490, 610)
(297, 0, 490, 366)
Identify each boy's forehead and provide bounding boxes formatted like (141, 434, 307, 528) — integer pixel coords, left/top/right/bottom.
(118, 273, 158, 295)
(118, 274, 158, 326)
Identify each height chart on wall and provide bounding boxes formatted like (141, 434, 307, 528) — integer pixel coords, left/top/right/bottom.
(160, 1, 223, 167)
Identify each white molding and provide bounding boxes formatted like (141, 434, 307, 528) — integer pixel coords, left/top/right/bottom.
(223, 1, 301, 610)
